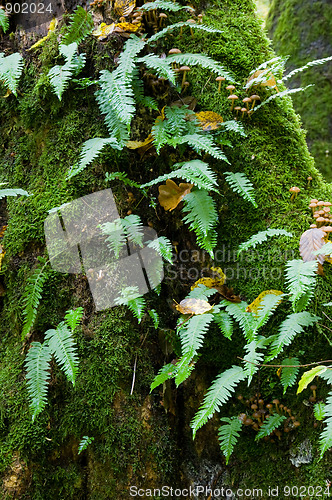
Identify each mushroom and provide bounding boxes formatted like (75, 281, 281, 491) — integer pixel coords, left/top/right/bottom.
(310, 384, 317, 401)
(234, 106, 241, 116)
(181, 81, 189, 94)
(266, 403, 273, 412)
(168, 48, 181, 69)
(197, 13, 203, 23)
(179, 66, 190, 88)
(316, 217, 325, 227)
(242, 97, 252, 110)
(228, 94, 238, 111)
(323, 226, 332, 239)
(307, 176, 313, 187)
(241, 107, 247, 118)
(252, 412, 261, 424)
(216, 76, 225, 92)
(250, 94, 260, 109)
(187, 18, 196, 37)
(272, 399, 280, 413)
(324, 202, 332, 207)
(258, 399, 264, 408)
(159, 12, 167, 27)
(310, 224, 317, 228)
(226, 84, 236, 94)
(309, 202, 317, 215)
(251, 404, 258, 411)
(317, 201, 325, 208)
(289, 186, 300, 201)
(293, 421, 301, 428)
(310, 198, 319, 204)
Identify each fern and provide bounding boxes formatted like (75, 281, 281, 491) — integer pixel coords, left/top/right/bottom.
(132, 68, 158, 110)
(237, 229, 293, 257)
(141, 160, 219, 193)
(182, 189, 218, 258)
(219, 120, 246, 137)
(166, 53, 236, 83)
(191, 365, 247, 437)
(101, 215, 144, 258)
(224, 172, 257, 207)
(255, 414, 286, 441)
(218, 417, 242, 465)
(78, 436, 94, 454)
(243, 338, 266, 385)
(0, 52, 24, 96)
(25, 342, 52, 422)
(146, 236, 173, 264)
(282, 55, 332, 82)
(45, 322, 79, 386)
(0, 8, 9, 33)
(150, 362, 177, 391)
(48, 43, 85, 100)
(148, 309, 159, 329)
(213, 311, 233, 340)
(114, 286, 146, 323)
(64, 307, 84, 331)
(253, 85, 314, 112)
(176, 133, 229, 161)
(314, 402, 326, 421)
(67, 137, 120, 179)
(187, 284, 218, 300)
(148, 21, 224, 44)
(245, 56, 286, 91)
(62, 6, 94, 45)
(113, 35, 146, 82)
(22, 258, 51, 340)
(285, 259, 317, 313)
(280, 357, 300, 394)
(105, 171, 141, 189)
(0, 187, 30, 199)
(137, 54, 176, 85)
(222, 301, 256, 342)
(254, 293, 284, 331)
(140, 1, 194, 12)
(267, 312, 320, 361)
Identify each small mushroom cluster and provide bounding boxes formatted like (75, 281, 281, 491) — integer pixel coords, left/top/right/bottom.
(308, 199, 332, 234)
(237, 394, 300, 442)
(218, 84, 260, 119)
(90, 0, 106, 8)
(168, 48, 191, 91)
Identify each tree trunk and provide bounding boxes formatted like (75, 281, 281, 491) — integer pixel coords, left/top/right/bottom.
(0, 0, 331, 498)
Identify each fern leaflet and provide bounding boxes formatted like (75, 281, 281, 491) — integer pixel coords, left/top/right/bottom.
(48, 43, 85, 100)
(243, 338, 265, 385)
(255, 414, 286, 440)
(25, 342, 52, 422)
(176, 133, 229, 161)
(237, 229, 292, 257)
(213, 311, 233, 339)
(285, 259, 317, 313)
(280, 357, 300, 394)
(147, 236, 173, 264)
(253, 86, 314, 112)
(0, 52, 24, 96)
(282, 55, 332, 82)
(166, 53, 236, 83)
(148, 21, 224, 44)
(140, 1, 194, 12)
(314, 402, 326, 421)
(0, 188, 30, 199)
(105, 171, 141, 189)
(78, 436, 94, 454)
(148, 309, 159, 329)
(150, 362, 178, 391)
(191, 366, 247, 437)
(64, 307, 84, 331)
(45, 322, 79, 386)
(137, 54, 176, 84)
(224, 172, 257, 207)
(0, 8, 9, 33)
(67, 137, 120, 179)
(114, 286, 146, 323)
(222, 301, 256, 342)
(178, 313, 214, 360)
(218, 417, 242, 465)
(62, 6, 94, 45)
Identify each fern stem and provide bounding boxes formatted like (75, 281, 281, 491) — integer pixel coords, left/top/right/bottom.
(238, 356, 332, 368)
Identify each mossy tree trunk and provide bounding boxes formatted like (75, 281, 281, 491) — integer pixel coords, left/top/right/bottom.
(0, 0, 331, 498)
(267, 0, 332, 180)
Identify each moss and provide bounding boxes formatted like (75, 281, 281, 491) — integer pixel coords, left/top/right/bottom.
(267, 0, 332, 180)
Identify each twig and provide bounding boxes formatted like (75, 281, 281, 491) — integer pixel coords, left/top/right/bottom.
(237, 357, 332, 368)
(130, 355, 137, 396)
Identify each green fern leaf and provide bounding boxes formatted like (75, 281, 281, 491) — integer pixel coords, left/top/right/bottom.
(137, 54, 176, 84)
(219, 120, 246, 137)
(78, 436, 94, 454)
(0, 52, 24, 96)
(148, 21, 224, 44)
(132, 67, 158, 110)
(148, 309, 159, 329)
(191, 365, 246, 437)
(182, 189, 218, 257)
(105, 171, 141, 189)
(280, 357, 300, 394)
(147, 236, 173, 264)
(255, 414, 286, 440)
(0, 188, 30, 199)
(254, 293, 284, 330)
(0, 8, 9, 33)
(218, 417, 242, 465)
(237, 229, 292, 257)
(67, 137, 120, 179)
(64, 307, 84, 332)
(282, 55, 332, 82)
(224, 171, 257, 207)
(62, 6, 94, 45)
(178, 313, 214, 360)
(243, 338, 265, 385)
(188, 284, 218, 300)
(222, 301, 256, 342)
(213, 311, 233, 339)
(101, 220, 126, 258)
(121, 214, 144, 247)
(267, 312, 320, 361)
(150, 362, 177, 391)
(314, 402, 326, 421)
(114, 35, 146, 83)
(166, 52, 236, 83)
(45, 322, 79, 386)
(22, 258, 50, 340)
(25, 342, 52, 422)
(48, 43, 83, 100)
(176, 133, 229, 161)
(140, 1, 194, 12)
(285, 259, 317, 313)
(114, 286, 146, 323)
(254, 86, 313, 112)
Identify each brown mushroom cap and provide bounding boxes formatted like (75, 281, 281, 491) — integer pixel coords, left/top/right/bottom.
(159, 12, 167, 18)
(250, 94, 260, 101)
(324, 226, 332, 232)
(226, 84, 236, 92)
(313, 213, 320, 219)
(324, 207, 331, 212)
(289, 186, 300, 193)
(310, 385, 317, 391)
(324, 202, 332, 206)
(228, 94, 238, 100)
(317, 201, 325, 206)
(168, 48, 181, 55)
(234, 106, 241, 111)
(309, 203, 317, 209)
(179, 66, 190, 71)
(316, 217, 325, 224)
(272, 399, 279, 405)
(310, 199, 319, 203)
(243, 97, 252, 103)
(310, 224, 317, 228)
(241, 107, 247, 113)
(216, 76, 225, 82)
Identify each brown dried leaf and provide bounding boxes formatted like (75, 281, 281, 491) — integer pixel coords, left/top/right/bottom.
(214, 285, 241, 303)
(247, 69, 279, 91)
(299, 228, 325, 265)
(170, 96, 197, 110)
(158, 179, 193, 211)
(195, 111, 223, 131)
(114, 0, 135, 17)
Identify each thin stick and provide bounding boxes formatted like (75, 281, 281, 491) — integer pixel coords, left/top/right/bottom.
(130, 355, 137, 395)
(237, 357, 332, 368)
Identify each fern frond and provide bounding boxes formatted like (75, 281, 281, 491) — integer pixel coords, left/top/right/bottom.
(314, 402, 326, 421)
(222, 301, 256, 342)
(141, 160, 219, 193)
(62, 6, 94, 45)
(114, 286, 146, 323)
(113, 35, 146, 83)
(224, 172, 257, 207)
(254, 293, 284, 330)
(255, 414, 286, 440)
(267, 312, 320, 361)
(176, 133, 229, 161)
(179, 313, 214, 360)
(137, 54, 176, 84)
(101, 220, 126, 258)
(182, 189, 218, 257)
(121, 214, 144, 247)
(191, 365, 246, 437)
(45, 322, 79, 386)
(166, 52, 236, 83)
(148, 21, 224, 44)
(64, 307, 84, 332)
(25, 342, 52, 422)
(78, 436, 94, 454)
(243, 339, 265, 385)
(218, 417, 242, 465)
(67, 137, 120, 179)
(188, 284, 218, 300)
(132, 68, 158, 110)
(150, 362, 177, 391)
(213, 311, 233, 340)
(140, 1, 194, 12)
(280, 357, 299, 394)
(0, 8, 9, 33)
(48, 43, 82, 100)
(0, 52, 24, 96)
(219, 120, 246, 137)
(237, 229, 292, 257)
(148, 309, 159, 329)
(147, 236, 173, 264)
(22, 258, 50, 340)
(105, 171, 141, 189)
(285, 259, 317, 313)
(0, 188, 30, 199)
(282, 55, 332, 82)
(253, 85, 314, 112)
(245, 56, 286, 90)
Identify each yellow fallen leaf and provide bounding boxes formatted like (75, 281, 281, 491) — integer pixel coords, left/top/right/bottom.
(28, 18, 58, 51)
(247, 69, 279, 92)
(246, 289, 283, 315)
(195, 111, 223, 131)
(92, 23, 115, 40)
(115, 22, 139, 33)
(114, 0, 135, 17)
(158, 179, 193, 211)
(175, 298, 213, 315)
